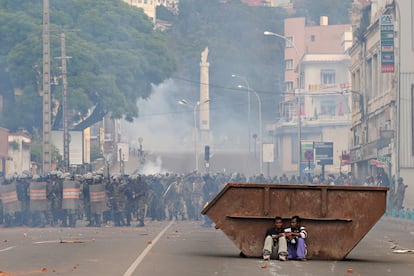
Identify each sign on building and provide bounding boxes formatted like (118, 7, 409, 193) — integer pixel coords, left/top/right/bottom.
(301, 141, 314, 163)
(380, 14, 394, 73)
(262, 143, 274, 163)
(51, 130, 85, 165)
(314, 142, 333, 165)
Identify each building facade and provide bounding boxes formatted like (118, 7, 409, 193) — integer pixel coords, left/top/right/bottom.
(349, 0, 414, 208)
(0, 127, 10, 176)
(270, 17, 352, 180)
(122, 0, 179, 24)
(7, 132, 31, 176)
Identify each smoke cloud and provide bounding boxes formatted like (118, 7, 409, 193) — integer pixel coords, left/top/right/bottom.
(121, 79, 192, 152)
(120, 77, 256, 175)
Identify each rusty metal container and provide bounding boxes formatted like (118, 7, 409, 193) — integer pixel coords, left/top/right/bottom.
(201, 183, 388, 260)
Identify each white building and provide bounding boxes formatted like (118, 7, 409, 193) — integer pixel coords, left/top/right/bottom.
(350, 0, 414, 208)
(270, 17, 353, 180)
(122, 0, 179, 24)
(396, 0, 414, 208)
(7, 132, 31, 175)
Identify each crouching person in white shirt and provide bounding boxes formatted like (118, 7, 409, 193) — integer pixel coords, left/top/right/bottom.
(262, 216, 288, 261)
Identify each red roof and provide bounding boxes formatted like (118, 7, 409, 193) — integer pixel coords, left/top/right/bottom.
(358, 0, 370, 6)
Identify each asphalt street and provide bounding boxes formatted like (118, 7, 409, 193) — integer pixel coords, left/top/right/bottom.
(0, 217, 413, 276)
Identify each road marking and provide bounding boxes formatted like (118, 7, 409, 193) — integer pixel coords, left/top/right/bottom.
(0, 246, 15, 252)
(393, 249, 414, 254)
(123, 220, 174, 276)
(33, 239, 89, 244)
(33, 240, 61, 244)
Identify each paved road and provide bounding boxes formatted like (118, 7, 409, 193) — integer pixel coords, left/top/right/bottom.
(0, 218, 413, 276)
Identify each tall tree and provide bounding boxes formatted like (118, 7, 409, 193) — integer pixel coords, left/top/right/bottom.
(0, 0, 176, 132)
(296, 0, 353, 25)
(166, 0, 287, 130)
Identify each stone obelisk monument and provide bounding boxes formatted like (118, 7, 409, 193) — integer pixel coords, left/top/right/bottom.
(199, 47, 210, 143)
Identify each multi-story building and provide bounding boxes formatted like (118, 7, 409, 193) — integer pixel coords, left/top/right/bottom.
(269, 17, 352, 180)
(122, 0, 179, 24)
(7, 132, 31, 175)
(349, 0, 414, 208)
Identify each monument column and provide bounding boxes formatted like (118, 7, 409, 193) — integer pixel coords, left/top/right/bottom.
(199, 47, 210, 143)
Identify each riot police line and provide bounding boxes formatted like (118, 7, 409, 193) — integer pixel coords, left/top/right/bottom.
(3, 168, 400, 228)
(0, 170, 250, 228)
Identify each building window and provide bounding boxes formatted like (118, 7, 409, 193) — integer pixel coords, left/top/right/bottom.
(353, 131, 358, 146)
(285, 59, 293, 70)
(355, 69, 361, 91)
(366, 58, 372, 96)
(372, 54, 378, 96)
(285, 36, 294, 48)
(320, 99, 336, 116)
(310, 35, 315, 42)
(321, 69, 336, 85)
(286, 81, 293, 92)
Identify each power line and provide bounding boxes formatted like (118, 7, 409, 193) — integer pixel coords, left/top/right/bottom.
(171, 76, 278, 95)
(136, 101, 248, 119)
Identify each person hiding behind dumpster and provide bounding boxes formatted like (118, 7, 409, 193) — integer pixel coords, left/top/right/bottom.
(285, 215, 307, 260)
(262, 216, 288, 261)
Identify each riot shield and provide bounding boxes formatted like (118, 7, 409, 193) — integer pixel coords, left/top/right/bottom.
(29, 181, 48, 212)
(89, 184, 108, 214)
(62, 180, 81, 210)
(0, 183, 22, 214)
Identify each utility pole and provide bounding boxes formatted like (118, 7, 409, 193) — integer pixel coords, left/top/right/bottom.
(42, 0, 51, 173)
(60, 33, 70, 172)
(57, 29, 78, 171)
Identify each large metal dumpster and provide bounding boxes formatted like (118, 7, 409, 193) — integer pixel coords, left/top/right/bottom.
(201, 183, 388, 260)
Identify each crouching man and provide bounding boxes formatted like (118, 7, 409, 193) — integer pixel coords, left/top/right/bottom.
(285, 215, 307, 260)
(262, 216, 288, 261)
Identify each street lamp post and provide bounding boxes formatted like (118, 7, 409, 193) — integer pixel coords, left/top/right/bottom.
(178, 99, 209, 172)
(237, 85, 263, 174)
(232, 74, 251, 153)
(264, 31, 302, 179)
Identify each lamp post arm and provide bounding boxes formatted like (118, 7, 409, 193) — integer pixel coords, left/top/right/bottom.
(264, 31, 301, 88)
(178, 99, 201, 172)
(264, 31, 300, 58)
(265, 30, 302, 178)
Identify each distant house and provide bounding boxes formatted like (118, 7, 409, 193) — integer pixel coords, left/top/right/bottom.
(0, 127, 11, 176)
(348, 0, 414, 209)
(122, 0, 179, 24)
(7, 132, 31, 176)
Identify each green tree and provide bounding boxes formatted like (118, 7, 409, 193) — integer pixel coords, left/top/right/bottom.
(167, 0, 287, 127)
(296, 0, 353, 25)
(165, 0, 352, 131)
(0, 0, 176, 133)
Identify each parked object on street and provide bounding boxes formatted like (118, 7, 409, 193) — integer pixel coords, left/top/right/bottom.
(201, 183, 388, 260)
